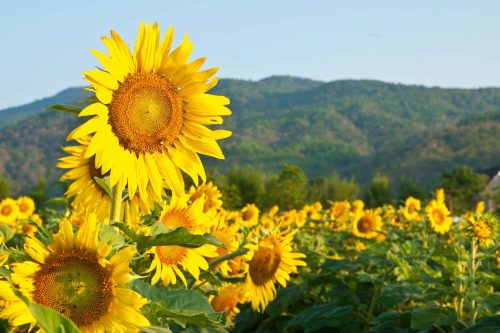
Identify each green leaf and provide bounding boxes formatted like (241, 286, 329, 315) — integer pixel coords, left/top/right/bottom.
(99, 224, 125, 247)
(140, 326, 173, 333)
(410, 306, 457, 330)
(457, 315, 500, 333)
(93, 176, 112, 198)
(286, 303, 354, 332)
(13, 288, 80, 333)
(114, 223, 224, 251)
(132, 280, 226, 329)
(0, 224, 14, 243)
(48, 104, 83, 115)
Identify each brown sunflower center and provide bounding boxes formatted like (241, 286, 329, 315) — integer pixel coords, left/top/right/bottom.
(19, 202, 29, 213)
(357, 217, 373, 233)
(156, 246, 188, 265)
(1, 205, 12, 216)
(249, 246, 281, 286)
(243, 209, 256, 221)
(432, 209, 445, 225)
(33, 252, 113, 327)
(109, 72, 183, 153)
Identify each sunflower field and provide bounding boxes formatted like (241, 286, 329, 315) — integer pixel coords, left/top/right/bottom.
(0, 22, 499, 333)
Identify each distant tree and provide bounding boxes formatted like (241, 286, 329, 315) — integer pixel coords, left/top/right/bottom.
(364, 174, 393, 208)
(226, 166, 264, 206)
(220, 182, 243, 211)
(441, 166, 488, 214)
(309, 173, 360, 205)
(264, 164, 308, 210)
(29, 177, 49, 208)
(398, 178, 426, 203)
(0, 173, 10, 200)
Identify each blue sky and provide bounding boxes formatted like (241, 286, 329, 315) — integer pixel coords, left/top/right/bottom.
(0, 0, 499, 109)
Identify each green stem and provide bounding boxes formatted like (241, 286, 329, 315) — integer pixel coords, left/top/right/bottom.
(469, 237, 478, 326)
(209, 247, 249, 268)
(110, 185, 122, 223)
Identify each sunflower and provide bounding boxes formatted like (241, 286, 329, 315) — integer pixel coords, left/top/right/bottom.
(244, 229, 306, 312)
(210, 217, 240, 275)
(426, 199, 452, 235)
(352, 209, 382, 239)
(15, 197, 35, 221)
(0, 198, 19, 226)
(468, 213, 497, 247)
(148, 194, 218, 286)
(351, 199, 365, 218)
(241, 203, 260, 227)
(189, 181, 223, 213)
(67, 22, 231, 204)
(209, 284, 244, 323)
(58, 137, 157, 222)
(0, 216, 149, 332)
(403, 197, 421, 222)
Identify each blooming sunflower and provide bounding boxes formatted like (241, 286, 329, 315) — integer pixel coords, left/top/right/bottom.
(148, 194, 218, 286)
(426, 200, 452, 235)
(15, 197, 35, 221)
(189, 181, 223, 213)
(209, 284, 244, 323)
(244, 229, 306, 312)
(210, 217, 240, 275)
(58, 137, 156, 221)
(67, 22, 231, 204)
(352, 209, 382, 239)
(468, 213, 497, 247)
(0, 216, 149, 332)
(241, 203, 260, 227)
(403, 197, 421, 222)
(0, 198, 19, 226)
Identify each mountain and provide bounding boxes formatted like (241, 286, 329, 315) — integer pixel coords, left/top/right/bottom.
(1, 75, 500, 194)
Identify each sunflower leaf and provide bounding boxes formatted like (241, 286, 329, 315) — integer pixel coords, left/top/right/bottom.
(114, 223, 224, 251)
(48, 104, 83, 115)
(131, 280, 227, 329)
(93, 176, 112, 198)
(12, 288, 81, 333)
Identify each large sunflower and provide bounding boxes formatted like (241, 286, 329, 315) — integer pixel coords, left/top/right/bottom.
(68, 22, 231, 203)
(148, 194, 218, 286)
(0, 216, 149, 332)
(58, 137, 156, 221)
(244, 229, 306, 312)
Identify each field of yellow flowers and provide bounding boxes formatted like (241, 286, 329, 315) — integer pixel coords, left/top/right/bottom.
(0, 22, 498, 333)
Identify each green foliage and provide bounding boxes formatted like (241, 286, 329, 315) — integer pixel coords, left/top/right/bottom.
(3, 78, 500, 195)
(114, 224, 224, 252)
(309, 173, 360, 205)
(264, 164, 308, 210)
(131, 280, 226, 329)
(364, 174, 393, 207)
(441, 166, 488, 214)
(29, 177, 49, 208)
(217, 165, 264, 209)
(0, 172, 10, 200)
(398, 178, 426, 202)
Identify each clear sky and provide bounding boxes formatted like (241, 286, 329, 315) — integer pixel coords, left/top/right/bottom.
(0, 0, 499, 109)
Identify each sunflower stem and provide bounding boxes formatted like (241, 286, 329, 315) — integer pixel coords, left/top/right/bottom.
(110, 185, 122, 224)
(209, 247, 249, 268)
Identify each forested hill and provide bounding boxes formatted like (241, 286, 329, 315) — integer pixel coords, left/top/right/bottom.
(1, 75, 500, 194)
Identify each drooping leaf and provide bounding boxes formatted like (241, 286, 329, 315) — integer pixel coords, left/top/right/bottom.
(132, 280, 226, 329)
